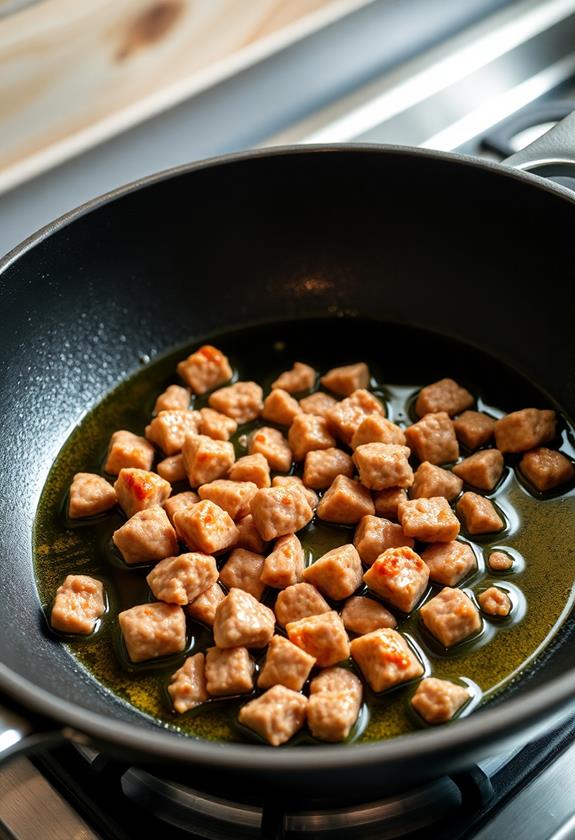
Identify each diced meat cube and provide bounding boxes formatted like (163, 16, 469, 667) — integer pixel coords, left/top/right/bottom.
(205, 646, 254, 696)
(249, 427, 292, 472)
(234, 514, 267, 554)
(288, 414, 336, 461)
(146, 552, 218, 605)
(239, 685, 307, 746)
(351, 415, 406, 449)
(68, 473, 116, 519)
(350, 628, 423, 692)
(353, 515, 414, 566)
(219, 548, 266, 600)
(198, 479, 258, 520)
(145, 410, 200, 455)
(114, 468, 171, 519)
(174, 500, 239, 554)
(478, 586, 512, 617)
(168, 653, 208, 713)
(452, 411, 495, 450)
(250, 485, 313, 541)
(487, 550, 514, 572)
(341, 596, 397, 635)
(105, 430, 154, 474)
(286, 611, 350, 667)
(405, 412, 459, 465)
(257, 635, 315, 691)
(260, 534, 304, 589)
(272, 362, 316, 393)
(163, 490, 199, 526)
(262, 389, 302, 426)
(416, 378, 474, 418)
(113, 506, 178, 565)
(353, 443, 414, 491)
(327, 389, 385, 445)
(398, 497, 460, 542)
(494, 408, 556, 453)
(321, 362, 370, 396)
(229, 453, 271, 488)
(307, 668, 362, 742)
(272, 476, 319, 510)
(208, 381, 263, 424)
(316, 475, 375, 524)
(182, 434, 235, 488)
(303, 544, 363, 601)
(363, 546, 429, 613)
(411, 462, 463, 501)
(519, 448, 575, 492)
(420, 587, 482, 647)
(177, 344, 232, 395)
(198, 407, 237, 441)
(299, 392, 338, 419)
(157, 454, 186, 483)
(373, 487, 408, 519)
(303, 447, 353, 490)
(411, 677, 470, 724)
(274, 583, 330, 627)
(51, 575, 105, 634)
(213, 588, 275, 648)
(187, 582, 225, 627)
(154, 384, 190, 414)
(456, 492, 504, 535)
(421, 541, 476, 586)
(119, 602, 186, 663)
(452, 449, 504, 491)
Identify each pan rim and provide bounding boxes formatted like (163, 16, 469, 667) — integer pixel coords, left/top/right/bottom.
(1, 141, 575, 770)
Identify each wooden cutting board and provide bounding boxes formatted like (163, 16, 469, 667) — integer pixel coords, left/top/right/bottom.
(0, 0, 372, 194)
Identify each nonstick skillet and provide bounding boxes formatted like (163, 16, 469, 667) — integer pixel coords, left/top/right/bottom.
(0, 114, 574, 804)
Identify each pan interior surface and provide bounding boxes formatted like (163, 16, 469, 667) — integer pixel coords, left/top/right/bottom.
(33, 317, 575, 746)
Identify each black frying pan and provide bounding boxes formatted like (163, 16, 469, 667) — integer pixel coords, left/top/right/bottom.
(0, 114, 574, 804)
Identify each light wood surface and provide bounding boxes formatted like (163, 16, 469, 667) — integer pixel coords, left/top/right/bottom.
(0, 0, 372, 194)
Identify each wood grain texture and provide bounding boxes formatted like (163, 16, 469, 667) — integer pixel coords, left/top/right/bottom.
(0, 0, 373, 193)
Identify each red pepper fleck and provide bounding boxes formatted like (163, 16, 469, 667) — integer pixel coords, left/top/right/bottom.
(198, 345, 222, 363)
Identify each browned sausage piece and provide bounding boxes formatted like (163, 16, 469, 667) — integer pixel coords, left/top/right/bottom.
(363, 546, 429, 613)
(114, 468, 172, 519)
(350, 628, 423, 692)
(411, 462, 463, 501)
(113, 506, 178, 565)
(299, 392, 337, 419)
(321, 362, 369, 396)
(452, 450, 504, 491)
(307, 667, 363, 742)
(208, 381, 263, 423)
(341, 596, 397, 635)
(187, 582, 225, 627)
(163, 491, 199, 526)
(420, 587, 482, 647)
(456, 492, 504, 535)
(104, 430, 155, 474)
(51, 575, 105, 635)
(494, 408, 556, 453)
(272, 362, 316, 393)
(250, 485, 313, 541)
(411, 677, 470, 724)
(168, 653, 208, 713)
(260, 534, 304, 589)
(316, 476, 375, 525)
(249, 427, 293, 472)
(219, 548, 266, 600)
(487, 550, 514, 572)
(145, 410, 200, 455)
(239, 685, 307, 746)
(68, 473, 116, 519)
(416, 378, 474, 418)
(398, 497, 460, 542)
(257, 635, 316, 691)
(234, 514, 268, 554)
(198, 480, 258, 520)
(177, 345, 232, 395)
(157, 454, 186, 483)
(205, 646, 255, 696)
(519, 448, 574, 491)
(182, 434, 235, 488)
(213, 588, 275, 649)
(154, 384, 190, 414)
(478, 586, 512, 616)
(452, 411, 495, 450)
(351, 414, 406, 449)
(303, 447, 353, 490)
(286, 611, 350, 667)
(146, 552, 218, 605)
(198, 407, 238, 441)
(118, 602, 186, 663)
(354, 515, 414, 566)
(303, 544, 363, 601)
(288, 414, 336, 461)
(353, 443, 413, 491)
(274, 583, 331, 627)
(271, 475, 319, 510)
(327, 389, 385, 445)
(373, 487, 408, 520)
(174, 500, 239, 555)
(262, 389, 302, 426)
(421, 541, 476, 586)
(228, 454, 271, 488)
(404, 412, 459, 465)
